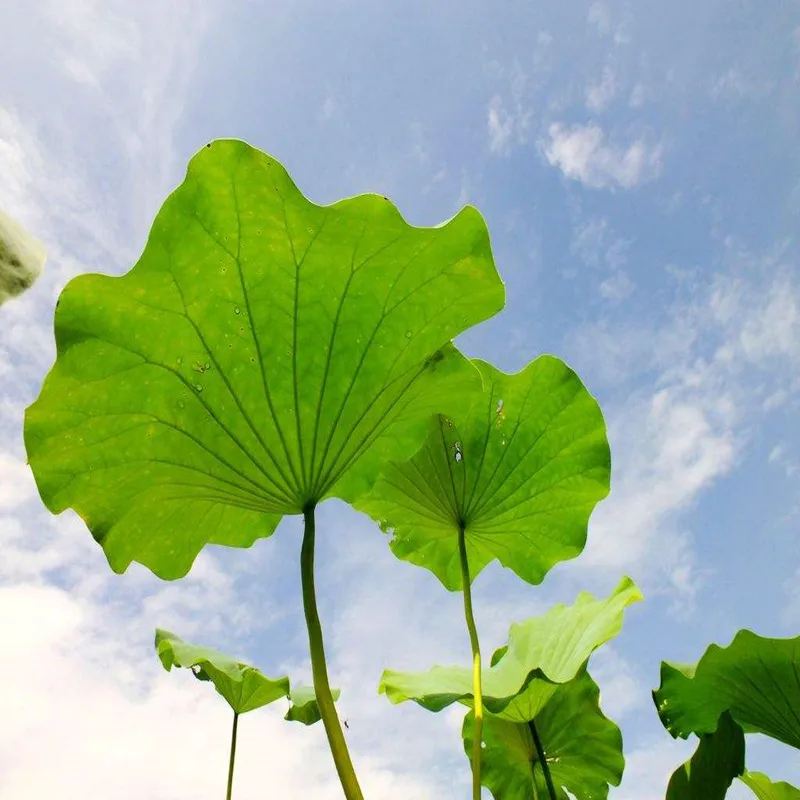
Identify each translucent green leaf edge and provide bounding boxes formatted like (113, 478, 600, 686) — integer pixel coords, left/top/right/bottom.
(24, 138, 505, 580)
(379, 576, 642, 713)
(356, 355, 611, 591)
(739, 771, 800, 800)
(653, 629, 800, 749)
(665, 711, 745, 800)
(285, 684, 341, 726)
(155, 628, 290, 714)
(462, 669, 624, 800)
(0, 207, 46, 307)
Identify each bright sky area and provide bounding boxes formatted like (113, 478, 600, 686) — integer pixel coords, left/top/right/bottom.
(0, 1, 798, 798)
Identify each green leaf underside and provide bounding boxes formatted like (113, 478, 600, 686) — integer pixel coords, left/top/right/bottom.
(24, 139, 504, 579)
(380, 577, 641, 713)
(0, 207, 46, 306)
(462, 670, 623, 800)
(654, 630, 800, 749)
(665, 712, 745, 800)
(356, 357, 610, 591)
(285, 684, 341, 725)
(155, 628, 289, 714)
(739, 771, 800, 800)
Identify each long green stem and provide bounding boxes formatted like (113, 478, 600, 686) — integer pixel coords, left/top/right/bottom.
(301, 504, 364, 800)
(458, 524, 483, 800)
(226, 711, 239, 800)
(528, 719, 557, 800)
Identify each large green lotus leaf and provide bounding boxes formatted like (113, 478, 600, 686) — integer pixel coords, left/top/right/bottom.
(462, 670, 624, 800)
(284, 684, 341, 725)
(380, 577, 641, 713)
(654, 630, 800, 749)
(356, 357, 609, 590)
(24, 140, 503, 578)
(155, 628, 289, 714)
(739, 771, 800, 800)
(0, 208, 45, 307)
(665, 712, 745, 799)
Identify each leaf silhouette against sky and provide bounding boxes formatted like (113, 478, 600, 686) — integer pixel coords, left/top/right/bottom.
(356, 356, 610, 590)
(155, 628, 290, 714)
(24, 139, 504, 579)
(380, 577, 641, 713)
(654, 630, 800, 749)
(664, 712, 745, 800)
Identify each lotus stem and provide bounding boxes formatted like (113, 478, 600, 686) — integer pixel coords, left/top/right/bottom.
(301, 504, 364, 800)
(529, 718, 557, 800)
(458, 523, 483, 800)
(226, 711, 239, 800)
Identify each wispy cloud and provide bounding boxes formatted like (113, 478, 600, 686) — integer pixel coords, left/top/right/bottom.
(599, 270, 635, 301)
(488, 96, 515, 154)
(571, 216, 631, 269)
(587, 67, 618, 112)
(486, 61, 532, 156)
(542, 123, 663, 190)
(565, 265, 800, 609)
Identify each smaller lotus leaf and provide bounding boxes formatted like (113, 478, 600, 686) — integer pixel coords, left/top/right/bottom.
(665, 712, 745, 800)
(739, 771, 800, 800)
(462, 669, 623, 800)
(285, 684, 341, 725)
(379, 577, 641, 713)
(155, 628, 289, 714)
(356, 356, 610, 590)
(653, 630, 800, 749)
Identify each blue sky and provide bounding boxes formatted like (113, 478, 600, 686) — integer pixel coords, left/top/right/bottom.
(0, 1, 798, 797)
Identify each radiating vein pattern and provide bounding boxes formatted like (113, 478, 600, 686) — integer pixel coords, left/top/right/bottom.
(356, 355, 610, 590)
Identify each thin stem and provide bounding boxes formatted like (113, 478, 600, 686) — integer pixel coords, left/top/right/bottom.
(301, 505, 364, 800)
(528, 719, 557, 800)
(458, 524, 483, 800)
(226, 711, 239, 800)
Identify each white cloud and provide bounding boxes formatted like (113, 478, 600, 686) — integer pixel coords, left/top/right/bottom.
(588, 2, 612, 36)
(599, 270, 635, 301)
(321, 94, 337, 120)
(488, 95, 514, 154)
(711, 68, 773, 103)
(570, 216, 631, 272)
(768, 442, 798, 478)
(486, 61, 532, 156)
(0, 579, 439, 799)
(629, 82, 646, 108)
(542, 123, 663, 190)
(590, 647, 646, 720)
(579, 378, 736, 599)
(587, 67, 617, 112)
(613, 737, 694, 800)
(566, 267, 800, 605)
